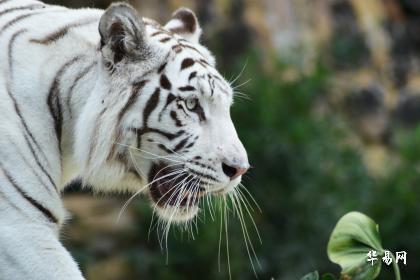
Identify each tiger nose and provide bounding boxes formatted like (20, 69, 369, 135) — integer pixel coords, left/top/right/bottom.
(222, 162, 249, 180)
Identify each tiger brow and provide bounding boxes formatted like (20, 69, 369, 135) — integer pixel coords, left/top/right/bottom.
(178, 85, 196, 92)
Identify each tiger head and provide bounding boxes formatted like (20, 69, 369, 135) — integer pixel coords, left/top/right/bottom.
(75, 3, 249, 222)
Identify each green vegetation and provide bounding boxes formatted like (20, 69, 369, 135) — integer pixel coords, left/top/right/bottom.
(302, 212, 404, 280)
(327, 212, 385, 280)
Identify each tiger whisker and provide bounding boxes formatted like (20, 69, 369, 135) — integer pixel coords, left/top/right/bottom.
(239, 183, 262, 213)
(235, 189, 262, 244)
(128, 150, 146, 179)
(117, 167, 184, 222)
(150, 171, 190, 249)
(233, 90, 251, 101)
(184, 179, 200, 240)
(218, 197, 223, 273)
(223, 196, 232, 280)
(150, 172, 192, 237)
(158, 174, 194, 209)
(232, 78, 252, 91)
(230, 191, 257, 277)
(156, 174, 195, 253)
(231, 190, 261, 276)
(161, 177, 194, 260)
(115, 142, 184, 164)
(145, 139, 189, 162)
(228, 58, 248, 86)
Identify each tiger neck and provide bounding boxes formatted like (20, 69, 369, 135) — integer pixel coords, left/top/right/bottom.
(59, 53, 101, 188)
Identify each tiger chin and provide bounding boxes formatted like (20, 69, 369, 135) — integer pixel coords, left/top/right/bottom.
(0, 0, 248, 278)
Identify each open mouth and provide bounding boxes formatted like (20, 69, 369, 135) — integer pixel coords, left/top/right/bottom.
(148, 162, 204, 208)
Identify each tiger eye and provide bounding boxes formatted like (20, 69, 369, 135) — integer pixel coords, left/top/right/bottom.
(186, 97, 198, 111)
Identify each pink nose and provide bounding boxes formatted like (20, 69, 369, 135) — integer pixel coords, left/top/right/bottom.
(222, 163, 249, 180)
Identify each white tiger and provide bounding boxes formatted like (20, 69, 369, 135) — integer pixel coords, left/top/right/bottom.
(0, 0, 249, 279)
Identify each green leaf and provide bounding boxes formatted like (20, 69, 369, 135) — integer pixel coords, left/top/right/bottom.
(300, 271, 319, 280)
(327, 212, 383, 280)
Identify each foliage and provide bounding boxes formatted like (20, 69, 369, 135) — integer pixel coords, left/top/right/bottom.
(328, 212, 383, 280)
(302, 212, 405, 280)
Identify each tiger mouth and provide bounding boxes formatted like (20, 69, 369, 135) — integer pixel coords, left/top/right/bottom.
(148, 162, 204, 208)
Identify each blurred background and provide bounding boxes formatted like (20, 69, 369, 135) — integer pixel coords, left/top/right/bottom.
(47, 0, 420, 279)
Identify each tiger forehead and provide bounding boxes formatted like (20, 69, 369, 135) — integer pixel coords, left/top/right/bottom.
(167, 57, 232, 99)
(140, 18, 232, 99)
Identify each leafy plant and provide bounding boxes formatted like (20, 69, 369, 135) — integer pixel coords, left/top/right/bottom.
(328, 212, 383, 280)
(301, 212, 402, 280)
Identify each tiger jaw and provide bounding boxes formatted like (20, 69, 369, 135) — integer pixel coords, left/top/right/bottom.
(147, 161, 233, 222)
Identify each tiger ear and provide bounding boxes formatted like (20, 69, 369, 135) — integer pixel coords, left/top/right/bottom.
(99, 2, 148, 64)
(164, 8, 202, 44)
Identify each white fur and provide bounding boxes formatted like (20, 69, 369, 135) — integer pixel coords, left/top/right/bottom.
(0, 1, 248, 279)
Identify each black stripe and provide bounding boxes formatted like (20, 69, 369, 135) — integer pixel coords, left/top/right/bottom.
(188, 71, 197, 81)
(151, 31, 165, 37)
(8, 29, 26, 74)
(184, 141, 195, 149)
(158, 144, 174, 154)
(0, 4, 44, 18)
(22, 133, 57, 193)
(180, 44, 205, 57)
(188, 168, 219, 183)
(2, 135, 55, 195)
(48, 56, 84, 153)
(107, 80, 148, 160)
(173, 137, 190, 152)
(199, 59, 210, 66)
(0, 12, 38, 37)
(159, 37, 171, 43)
(188, 160, 217, 172)
(87, 107, 107, 164)
(2, 168, 58, 223)
(119, 80, 148, 123)
(158, 93, 176, 121)
(0, 140, 53, 196)
(0, 8, 68, 37)
(143, 88, 161, 126)
(178, 85, 196, 92)
(170, 110, 183, 127)
(210, 76, 215, 96)
(158, 62, 167, 73)
(146, 128, 185, 140)
(135, 127, 185, 149)
(67, 62, 96, 118)
(172, 44, 183, 53)
(136, 89, 188, 149)
(7, 29, 57, 191)
(30, 17, 98, 45)
(192, 103, 206, 121)
(8, 30, 51, 165)
(165, 93, 176, 107)
(160, 74, 171, 90)
(181, 58, 195, 70)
